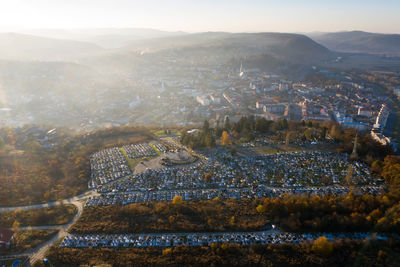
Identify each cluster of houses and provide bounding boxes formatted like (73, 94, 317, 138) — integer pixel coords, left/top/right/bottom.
(85, 185, 383, 207)
(60, 231, 388, 249)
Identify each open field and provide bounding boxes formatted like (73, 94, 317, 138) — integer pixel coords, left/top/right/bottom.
(119, 147, 156, 172)
(70, 199, 269, 234)
(149, 143, 162, 155)
(0, 205, 77, 228)
(240, 142, 340, 157)
(151, 129, 181, 138)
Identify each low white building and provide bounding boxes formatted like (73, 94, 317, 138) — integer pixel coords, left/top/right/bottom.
(196, 95, 210, 106)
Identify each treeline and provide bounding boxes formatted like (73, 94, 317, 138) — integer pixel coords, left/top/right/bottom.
(70, 199, 268, 234)
(258, 192, 399, 233)
(36, 239, 400, 267)
(181, 116, 393, 164)
(256, 153, 400, 233)
(305, 72, 341, 87)
(0, 204, 76, 228)
(180, 120, 217, 149)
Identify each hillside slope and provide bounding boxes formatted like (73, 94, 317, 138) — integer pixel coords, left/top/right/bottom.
(310, 31, 400, 56)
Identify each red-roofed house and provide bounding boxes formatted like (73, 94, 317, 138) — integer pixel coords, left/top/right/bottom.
(0, 227, 14, 249)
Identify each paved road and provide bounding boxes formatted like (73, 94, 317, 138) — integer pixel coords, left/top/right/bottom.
(1, 140, 203, 264)
(0, 195, 88, 265)
(19, 225, 63, 231)
(0, 190, 97, 212)
(29, 198, 84, 265)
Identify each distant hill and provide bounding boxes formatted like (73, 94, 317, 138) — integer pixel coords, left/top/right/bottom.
(123, 32, 333, 64)
(0, 33, 105, 61)
(14, 28, 187, 48)
(309, 31, 400, 56)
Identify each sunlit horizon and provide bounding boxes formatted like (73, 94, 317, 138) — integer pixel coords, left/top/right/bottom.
(0, 0, 399, 34)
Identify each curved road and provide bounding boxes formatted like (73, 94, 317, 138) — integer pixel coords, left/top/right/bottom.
(0, 190, 97, 212)
(0, 191, 93, 265)
(28, 198, 84, 265)
(0, 141, 199, 264)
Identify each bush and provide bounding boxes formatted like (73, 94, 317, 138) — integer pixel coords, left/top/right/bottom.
(172, 195, 183, 204)
(312, 236, 334, 256)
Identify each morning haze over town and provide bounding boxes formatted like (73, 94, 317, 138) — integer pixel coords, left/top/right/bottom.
(0, 1, 400, 266)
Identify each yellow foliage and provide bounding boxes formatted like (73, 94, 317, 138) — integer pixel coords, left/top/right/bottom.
(221, 131, 231, 146)
(162, 248, 173, 255)
(312, 236, 333, 256)
(256, 204, 267, 214)
(229, 216, 235, 225)
(12, 220, 21, 231)
(172, 195, 183, 204)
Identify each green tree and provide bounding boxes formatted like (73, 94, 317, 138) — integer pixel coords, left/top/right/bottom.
(202, 120, 210, 133)
(346, 165, 354, 185)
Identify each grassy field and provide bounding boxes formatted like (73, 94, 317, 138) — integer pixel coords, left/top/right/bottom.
(151, 129, 181, 138)
(0, 204, 77, 228)
(120, 147, 156, 172)
(149, 143, 162, 155)
(249, 142, 338, 156)
(251, 145, 303, 155)
(4, 258, 29, 267)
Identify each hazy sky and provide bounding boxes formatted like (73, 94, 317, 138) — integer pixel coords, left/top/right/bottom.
(0, 0, 399, 33)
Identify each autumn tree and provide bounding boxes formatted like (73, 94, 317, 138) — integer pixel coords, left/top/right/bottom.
(221, 131, 231, 146)
(12, 220, 21, 233)
(204, 173, 212, 183)
(346, 165, 354, 185)
(285, 132, 291, 146)
(256, 204, 267, 214)
(312, 236, 333, 256)
(172, 195, 183, 204)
